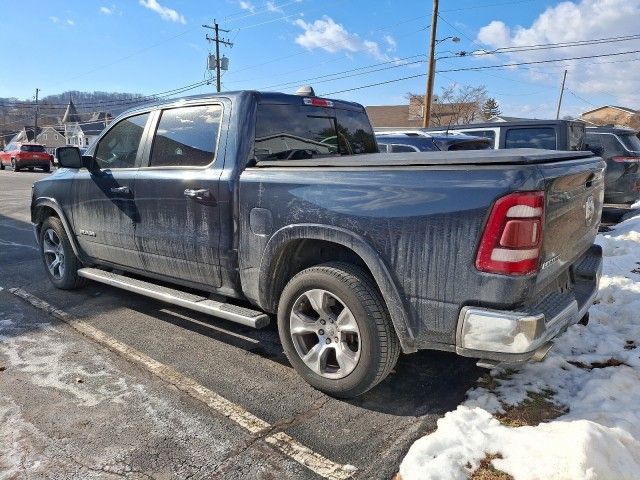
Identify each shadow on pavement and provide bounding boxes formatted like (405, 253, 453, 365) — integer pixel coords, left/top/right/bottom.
(1, 211, 483, 417)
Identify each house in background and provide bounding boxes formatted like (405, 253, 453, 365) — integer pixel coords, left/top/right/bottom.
(581, 105, 640, 130)
(60, 96, 112, 148)
(36, 126, 67, 152)
(366, 95, 478, 128)
(5, 96, 112, 152)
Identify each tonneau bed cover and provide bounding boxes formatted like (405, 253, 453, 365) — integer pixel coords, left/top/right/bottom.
(256, 148, 595, 167)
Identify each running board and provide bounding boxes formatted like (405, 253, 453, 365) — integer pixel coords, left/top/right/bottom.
(77, 267, 270, 329)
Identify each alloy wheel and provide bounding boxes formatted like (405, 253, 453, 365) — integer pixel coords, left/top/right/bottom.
(289, 289, 361, 379)
(42, 228, 65, 279)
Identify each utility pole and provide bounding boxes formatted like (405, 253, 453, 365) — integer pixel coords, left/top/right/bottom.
(203, 20, 233, 93)
(34, 88, 40, 142)
(423, 0, 439, 128)
(555, 69, 567, 120)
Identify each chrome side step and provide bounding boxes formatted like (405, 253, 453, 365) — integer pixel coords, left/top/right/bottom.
(77, 267, 270, 329)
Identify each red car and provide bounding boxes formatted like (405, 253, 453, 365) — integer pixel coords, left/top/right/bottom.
(0, 142, 52, 172)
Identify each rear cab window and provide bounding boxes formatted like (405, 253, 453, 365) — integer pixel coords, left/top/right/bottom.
(254, 101, 377, 161)
(21, 145, 46, 152)
(505, 127, 556, 149)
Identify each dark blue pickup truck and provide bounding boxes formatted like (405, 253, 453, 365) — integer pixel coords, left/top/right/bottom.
(32, 90, 604, 397)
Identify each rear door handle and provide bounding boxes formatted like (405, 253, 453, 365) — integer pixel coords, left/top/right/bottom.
(184, 188, 214, 202)
(110, 186, 132, 195)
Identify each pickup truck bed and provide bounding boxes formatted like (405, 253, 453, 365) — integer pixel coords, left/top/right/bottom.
(256, 149, 595, 167)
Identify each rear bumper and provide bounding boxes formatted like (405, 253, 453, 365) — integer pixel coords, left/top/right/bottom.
(15, 159, 51, 168)
(455, 244, 602, 366)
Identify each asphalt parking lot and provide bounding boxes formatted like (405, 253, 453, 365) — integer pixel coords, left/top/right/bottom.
(0, 169, 482, 479)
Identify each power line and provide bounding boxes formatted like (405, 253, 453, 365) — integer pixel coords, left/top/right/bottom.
(321, 49, 640, 96)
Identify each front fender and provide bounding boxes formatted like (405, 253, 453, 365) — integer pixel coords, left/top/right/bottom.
(258, 224, 416, 353)
(32, 197, 81, 257)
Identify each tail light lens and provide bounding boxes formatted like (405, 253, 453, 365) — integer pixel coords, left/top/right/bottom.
(612, 156, 640, 163)
(476, 191, 545, 275)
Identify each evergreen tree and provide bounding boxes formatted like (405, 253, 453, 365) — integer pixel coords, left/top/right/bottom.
(481, 98, 501, 120)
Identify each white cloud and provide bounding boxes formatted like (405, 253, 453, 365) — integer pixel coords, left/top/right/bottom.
(384, 34, 397, 52)
(239, 1, 256, 13)
(50, 16, 59, 23)
(266, 1, 282, 13)
(100, 6, 112, 14)
(476, 0, 640, 107)
(66, 19, 75, 26)
(139, 0, 186, 24)
(294, 16, 385, 60)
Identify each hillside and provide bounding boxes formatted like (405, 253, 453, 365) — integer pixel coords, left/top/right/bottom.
(0, 90, 151, 139)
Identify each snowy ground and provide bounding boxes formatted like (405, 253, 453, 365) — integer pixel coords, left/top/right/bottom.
(400, 205, 640, 480)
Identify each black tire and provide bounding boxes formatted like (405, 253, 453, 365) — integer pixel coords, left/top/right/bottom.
(11, 159, 20, 172)
(39, 216, 86, 290)
(28, 167, 34, 171)
(0, 161, 4, 170)
(43, 165, 51, 173)
(277, 262, 400, 398)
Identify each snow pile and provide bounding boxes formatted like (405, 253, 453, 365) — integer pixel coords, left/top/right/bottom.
(400, 210, 640, 480)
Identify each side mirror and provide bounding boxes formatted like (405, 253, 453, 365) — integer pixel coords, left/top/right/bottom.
(55, 147, 84, 169)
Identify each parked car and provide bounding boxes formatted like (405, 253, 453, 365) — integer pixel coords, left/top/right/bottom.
(585, 126, 640, 205)
(0, 142, 52, 172)
(386, 119, 586, 151)
(33, 90, 603, 397)
(375, 132, 492, 152)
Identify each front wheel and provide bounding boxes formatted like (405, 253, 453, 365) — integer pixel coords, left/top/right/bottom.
(0, 161, 4, 170)
(11, 159, 20, 172)
(39, 216, 85, 290)
(277, 262, 400, 398)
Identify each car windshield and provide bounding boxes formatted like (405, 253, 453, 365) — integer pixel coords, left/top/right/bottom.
(20, 145, 46, 152)
(619, 134, 640, 152)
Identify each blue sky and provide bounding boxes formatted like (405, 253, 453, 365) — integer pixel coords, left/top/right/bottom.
(1, 0, 638, 119)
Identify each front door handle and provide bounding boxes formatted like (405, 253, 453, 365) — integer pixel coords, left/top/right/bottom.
(184, 188, 213, 202)
(110, 186, 132, 195)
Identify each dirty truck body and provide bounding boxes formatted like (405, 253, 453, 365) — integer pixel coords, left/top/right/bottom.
(31, 91, 604, 397)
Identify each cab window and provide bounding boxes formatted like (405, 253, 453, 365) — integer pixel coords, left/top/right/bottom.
(149, 104, 222, 167)
(505, 127, 556, 149)
(94, 113, 150, 169)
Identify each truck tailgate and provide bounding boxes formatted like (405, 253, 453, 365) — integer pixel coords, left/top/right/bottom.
(537, 157, 605, 288)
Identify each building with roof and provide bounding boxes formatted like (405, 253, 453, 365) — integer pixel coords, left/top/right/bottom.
(61, 96, 112, 148)
(366, 95, 479, 128)
(580, 105, 640, 131)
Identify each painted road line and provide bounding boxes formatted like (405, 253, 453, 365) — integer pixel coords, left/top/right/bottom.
(9, 287, 357, 480)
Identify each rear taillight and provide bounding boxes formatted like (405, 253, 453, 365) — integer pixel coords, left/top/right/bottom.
(476, 191, 545, 276)
(612, 156, 640, 163)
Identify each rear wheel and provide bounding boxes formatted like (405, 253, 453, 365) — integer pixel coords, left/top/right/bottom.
(277, 262, 400, 398)
(0, 161, 4, 170)
(43, 165, 51, 173)
(39, 216, 85, 290)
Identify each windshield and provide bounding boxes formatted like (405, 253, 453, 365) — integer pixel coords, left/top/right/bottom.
(20, 145, 46, 152)
(619, 134, 640, 152)
(254, 103, 377, 161)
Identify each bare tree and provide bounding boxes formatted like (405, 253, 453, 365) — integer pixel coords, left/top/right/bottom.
(406, 84, 488, 127)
